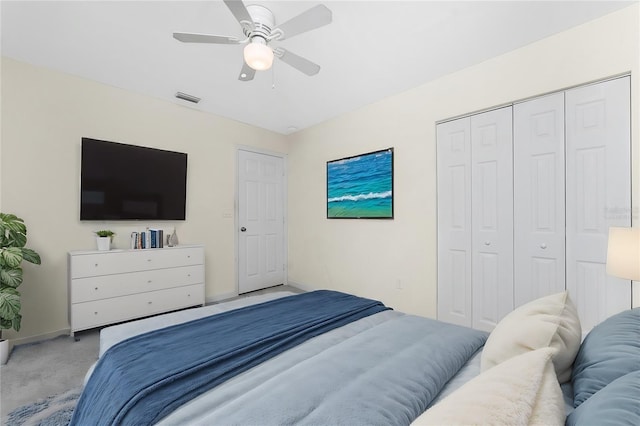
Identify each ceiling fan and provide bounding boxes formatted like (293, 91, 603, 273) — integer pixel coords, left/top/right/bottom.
(173, 0, 332, 82)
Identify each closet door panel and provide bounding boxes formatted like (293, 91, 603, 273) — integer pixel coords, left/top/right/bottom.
(513, 93, 566, 308)
(471, 107, 513, 332)
(566, 76, 631, 332)
(437, 117, 472, 327)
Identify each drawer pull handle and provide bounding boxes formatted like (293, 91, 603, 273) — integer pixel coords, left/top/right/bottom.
(148, 301, 152, 305)
(94, 311, 98, 315)
(540, 243, 547, 249)
(148, 280, 152, 283)
(95, 287, 99, 291)
(94, 263, 99, 267)
(147, 259, 152, 262)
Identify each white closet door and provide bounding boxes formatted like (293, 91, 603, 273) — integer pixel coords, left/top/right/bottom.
(566, 76, 631, 332)
(514, 93, 566, 307)
(471, 107, 513, 332)
(437, 117, 472, 327)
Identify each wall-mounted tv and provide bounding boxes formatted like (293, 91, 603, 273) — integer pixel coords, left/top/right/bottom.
(327, 148, 394, 219)
(80, 138, 187, 221)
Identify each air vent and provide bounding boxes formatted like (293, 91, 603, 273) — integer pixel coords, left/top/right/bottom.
(175, 92, 201, 104)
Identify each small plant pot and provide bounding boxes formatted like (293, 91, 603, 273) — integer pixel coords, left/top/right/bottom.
(0, 339, 10, 365)
(96, 237, 111, 251)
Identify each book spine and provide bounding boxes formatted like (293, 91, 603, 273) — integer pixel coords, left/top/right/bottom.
(131, 229, 168, 250)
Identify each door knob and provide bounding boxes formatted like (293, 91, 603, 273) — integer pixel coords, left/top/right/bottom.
(240, 227, 247, 232)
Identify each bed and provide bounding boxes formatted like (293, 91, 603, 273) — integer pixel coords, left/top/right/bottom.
(71, 289, 640, 425)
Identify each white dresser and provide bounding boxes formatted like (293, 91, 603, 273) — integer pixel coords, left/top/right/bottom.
(68, 244, 205, 336)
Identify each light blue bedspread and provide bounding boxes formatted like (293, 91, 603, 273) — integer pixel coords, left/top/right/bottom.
(160, 309, 487, 425)
(70, 290, 390, 425)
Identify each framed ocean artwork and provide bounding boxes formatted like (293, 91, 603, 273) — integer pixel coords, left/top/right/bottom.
(326, 148, 394, 219)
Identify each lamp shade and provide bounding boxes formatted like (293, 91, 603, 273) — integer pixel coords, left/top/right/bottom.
(244, 40, 273, 71)
(606, 227, 640, 281)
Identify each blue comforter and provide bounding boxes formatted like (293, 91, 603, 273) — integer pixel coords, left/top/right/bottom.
(158, 310, 487, 425)
(70, 290, 390, 425)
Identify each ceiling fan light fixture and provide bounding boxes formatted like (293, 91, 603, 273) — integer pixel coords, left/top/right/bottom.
(175, 1, 332, 81)
(244, 38, 274, 71)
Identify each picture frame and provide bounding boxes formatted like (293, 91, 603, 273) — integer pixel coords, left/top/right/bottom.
(326, 148, 394, 219)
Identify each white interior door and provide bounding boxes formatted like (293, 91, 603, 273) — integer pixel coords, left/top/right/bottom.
(237, 149, 285, 294)
(471, 107, 514, 332)
(437, 117, 472, 327)
(565, 76, 631, 331)
(514, 92, 566, 307)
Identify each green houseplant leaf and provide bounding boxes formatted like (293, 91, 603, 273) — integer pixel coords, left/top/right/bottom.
(0, 213, 27, 248)
(95, 230, 115, 238)
(1, 247, 24, 268)
(0, 287, 21, 330)
(0, 213, 40, 337)
(21, 248, 41, 265)
(7, 232, 27, 248)
(0, 267, 23, 288)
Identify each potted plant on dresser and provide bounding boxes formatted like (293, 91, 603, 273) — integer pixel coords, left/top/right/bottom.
(0, 213, 41, 365)
(95, 229, 115, 251)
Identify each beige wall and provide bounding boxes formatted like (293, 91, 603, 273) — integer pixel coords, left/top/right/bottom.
(287, 4, 640, 316)
(0, 58, 288, 341)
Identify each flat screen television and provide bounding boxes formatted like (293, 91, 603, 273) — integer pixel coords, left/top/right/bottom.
(80, 138, 187, 220)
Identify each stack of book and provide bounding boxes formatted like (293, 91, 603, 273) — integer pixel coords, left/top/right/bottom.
(130, 228, 164, 249)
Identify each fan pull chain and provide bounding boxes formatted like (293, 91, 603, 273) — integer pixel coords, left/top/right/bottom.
(271, 65, 276, 89)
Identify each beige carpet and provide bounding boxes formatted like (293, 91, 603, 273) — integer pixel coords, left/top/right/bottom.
(0, 330, 99, 422)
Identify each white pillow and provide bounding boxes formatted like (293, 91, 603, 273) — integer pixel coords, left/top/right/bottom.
(412, 348, 565, 426)
(480, 291, 581, 383)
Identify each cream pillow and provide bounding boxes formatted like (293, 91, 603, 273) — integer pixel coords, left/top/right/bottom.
(480, 291, 581, 383)
(412, 348, 565, 426)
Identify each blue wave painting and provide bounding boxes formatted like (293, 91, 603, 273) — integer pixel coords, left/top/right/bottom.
(327, 148, 393, 218)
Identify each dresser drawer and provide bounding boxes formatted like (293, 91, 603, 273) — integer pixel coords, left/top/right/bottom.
(71, 265, 204, 303)
(71, 284, 205, 332)
(70, 246, 204, 279)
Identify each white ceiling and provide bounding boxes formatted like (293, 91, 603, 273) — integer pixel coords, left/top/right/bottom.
(1, 1, 634, 135)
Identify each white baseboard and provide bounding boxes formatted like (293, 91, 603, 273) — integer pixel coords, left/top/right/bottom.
(205, 282, 313, 305)
(286, 280, 316, 292)
(8, 328, 71, 351)
(205, 291, 239, 305)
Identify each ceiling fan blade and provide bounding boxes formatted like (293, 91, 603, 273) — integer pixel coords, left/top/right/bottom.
(274, 4, 332, 41)
(173, 32, 241, 44)
(238, 62, 256, 81)
(223, 0, 254, 30)
(276, 48, 321, 76)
